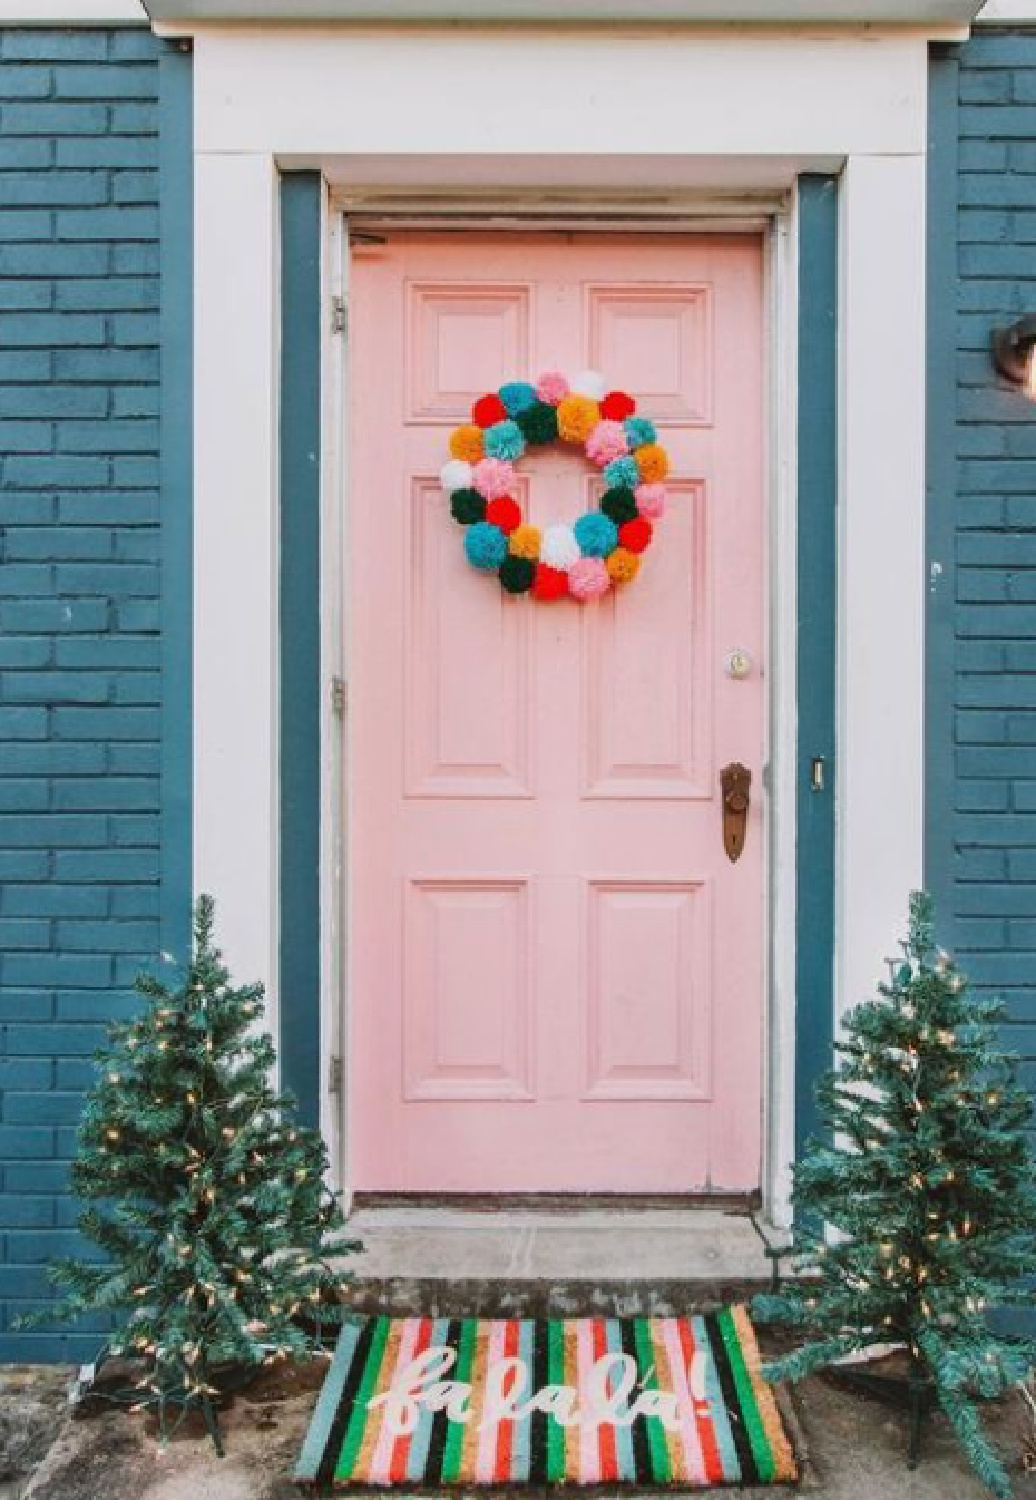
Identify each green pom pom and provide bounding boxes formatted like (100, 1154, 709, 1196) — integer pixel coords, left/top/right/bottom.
(516, 401, 558, 446)
(450, 488, 487, 525)
(499, 555, 536, 594)
(600, 486, 638, 525)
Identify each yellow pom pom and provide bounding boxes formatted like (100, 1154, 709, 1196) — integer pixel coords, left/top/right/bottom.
(634, 443, 669, 483)
(509, 524, 540, 560)
(449, 424, 484, 463)
(606, 547, 641, 584)
(556, 395, 600, 444)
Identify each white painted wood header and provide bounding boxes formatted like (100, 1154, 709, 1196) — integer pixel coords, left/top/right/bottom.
(976, 0, 1036, 20)
(144, 0, 980, 23)
(0, 0, 146, 19)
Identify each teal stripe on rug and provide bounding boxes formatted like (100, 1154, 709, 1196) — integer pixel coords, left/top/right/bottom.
(294, 1319, 361, 1482)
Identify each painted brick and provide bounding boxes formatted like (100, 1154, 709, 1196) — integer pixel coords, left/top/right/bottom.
(0, 1198, 55, 1229)
(54, 990, 137, 1022)
(4, 455, 109, 488)
(0, 385, 108, 418)
(0, 170, 108, 207)
(0, 1128, 54, 1158)
(57, 417, 157, 452)
(57, 136, 156, 169)
(3, 1020, 109, 1051)
(0, 993, 52, 1021)
(4, 885, 107, 917)
(53, 65, 156, 101)
(54, 849, 158, 882)
(0, 781, 49, 811)
(4, 1094, 84, 1126)
(0, 599, 106, 633)
(57, 279, 156, 312)
(0, 209, 54, 241)
(6, 530, 113, 562)
(1, 33, 108, 61)
(2, 670, 111, 704)
(56, 919, 155, 952)
(0, 744, 104, 775)
(0, 1059, 52, 1092)
(57, 206, 158, 241)
(52, 706, 158, 740)
(59, 492, 158, 526)
(0, 242, 107, 277)
(1, 103, 108, 136)
(52, 348, 157, 383)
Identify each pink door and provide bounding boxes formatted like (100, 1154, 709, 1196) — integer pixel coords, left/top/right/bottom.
(349, 234, 765, 1193)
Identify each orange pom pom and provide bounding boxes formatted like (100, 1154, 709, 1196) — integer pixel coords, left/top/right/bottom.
(509, 524, 540, 561)
(606, 547, 641, 585)
(634, 443, 669, 483)
(449, 424, 484, 463)
(556, 395, 600, 444)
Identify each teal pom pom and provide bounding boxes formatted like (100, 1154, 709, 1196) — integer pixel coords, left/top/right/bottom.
(499, 555, 536, 594)
(600, 487, 638, 525)
(574, 512, 618, 557)
(603, 456, 639, 490)
(465, 522, 509, 571)
(450, 488, 487, 525)
(625, 416, 656, 449)
(517, 401, 558, 446)
(498, 381, 538, 417)
(484, 419, 526, 462)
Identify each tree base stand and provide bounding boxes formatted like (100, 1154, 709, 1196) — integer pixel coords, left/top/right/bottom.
(827, 1358, 937, 1469)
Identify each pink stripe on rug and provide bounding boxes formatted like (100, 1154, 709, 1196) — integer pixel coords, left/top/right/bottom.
(576, 1317, 601, 1484)
(369, 1317, 423, 1485)
(663, 1317, 707, 1484)
(475, 1320, 510, 1482)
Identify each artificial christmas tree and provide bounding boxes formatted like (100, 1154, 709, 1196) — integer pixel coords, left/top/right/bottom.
(754, 892, 1036, 1498)
(27, 895, 357, 1448)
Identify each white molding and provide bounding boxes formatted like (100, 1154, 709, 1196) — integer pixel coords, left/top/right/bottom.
(975, 0, 1036, 20)
(0, 0, 147, 18)
(146, 0, 981, 23)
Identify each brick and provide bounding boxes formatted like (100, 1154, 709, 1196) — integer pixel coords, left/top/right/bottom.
(112, 171, 156, 206)
(0, 599, 106, 633)
(0, 743, 104, 775)
(2, 670, 111, 704)
(4, 885, 107, 917)
(0, 209, 53, 241)
(52, 347, 157, 382)
(0, 241, 107, 277)
(3, 1019, 108, 1049)
(0, 993, 51, 1021)
(114, 531, 157, 564)
(6, 1230, 86, 1263)
(111, 813, 158, 845)
(53, 1060, 97, 1091)
(111, 885, 157, 917)
(56, 637, 157, 668)
(0, 420, 51, 453)
(0, 350, 50, 381)
(59, 492, 158, 526)
(54, 778, 156, 811)
(0, 851, 48, 881)
(0, 781, 48, 811)
(56, 919, 156, 952)
(0, 707, 46, 739)
(0, 65, 52, 99)
(108, 744, 158, 774)
(109, 103, 157, 135)
(54, 990, 138, 1022)
(110, 31, 159, 60)
(0, 637, 50, 667)
(52, 706, 158, 740)
(114, 601, 158, 632)
(0, 813, 108, 847)
(4, 1093, 83, 1127)
(0, 385, 108, 418)
(112, 242, 157, 276)
(0, 311, 104, 348)
(0, 496, 54, 524)
(57, 418, 158, 452)
(53, 65, 156, 100)
(0, 1128, 53, 1158)
(6, 528, 112, 561)
(0, 1198, 54, 1229)
(0, 138, 51, 171)
(112, 386, 158, 418)
(1, 103, 107, 136)
(114, 673, 158, 705)
(53, 564, 157, 596)
(0, 282, 51, 311)
(57, 278, 156, 311)
(57, 206, 159, 242)
(3, 1161, 66, 1193)
(1, 33, 108, 61)
(0, 1059, 51, 1092)
(0, 170, 107, 207)
(4, 455, 108, 488)
(959, 676, 1036, 709)
(57, 136, 156, 169)
(113, 456, 158, 487)
(55, 849, 157, 882)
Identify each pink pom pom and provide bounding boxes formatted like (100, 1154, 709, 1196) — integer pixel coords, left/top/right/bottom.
(586, 419, 630, 467)
(635, 483, 667, 521)
(568, 556, 611, 601)
(472, 457, 517, 501)
(535, 371, 569, 406)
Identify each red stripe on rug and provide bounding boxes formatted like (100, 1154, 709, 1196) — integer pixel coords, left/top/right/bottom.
(678, 1318, 724, 1483)
(592, 1318, 618, 1483)
(388, 1316, 434, 1483)
(494, 1320, 519, 1481)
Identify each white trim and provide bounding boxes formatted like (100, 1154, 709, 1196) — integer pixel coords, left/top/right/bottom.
(146, 0, 981, 23)
(0, 0, 146, 16)
(975, 0, 1036, 19)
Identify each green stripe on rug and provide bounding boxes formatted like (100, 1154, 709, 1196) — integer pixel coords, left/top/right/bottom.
(633, 1317, 672, 1484)
(440, 1317, 477, 1484)
(546, 1318, 567, 1483)
(335, 1314, 390, 1481)
(717, 1306, 774, 1482)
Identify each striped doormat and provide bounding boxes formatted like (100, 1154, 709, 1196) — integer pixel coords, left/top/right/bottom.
(296, 1309, 797, 1488)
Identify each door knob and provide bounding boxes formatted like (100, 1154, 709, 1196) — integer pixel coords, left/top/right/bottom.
(720, 762, 752, 863)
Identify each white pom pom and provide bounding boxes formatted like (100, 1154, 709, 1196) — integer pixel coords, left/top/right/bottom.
(440, 459, 473, 494)
(570, 369, 607, 400)
(542, 524, 581, 572)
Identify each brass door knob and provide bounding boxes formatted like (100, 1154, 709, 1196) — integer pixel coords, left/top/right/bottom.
(720, 762, 752, 863)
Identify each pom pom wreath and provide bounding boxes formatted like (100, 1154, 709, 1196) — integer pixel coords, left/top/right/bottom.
(484, 419, 526, 462)
(619, 517, 653, 554)
(509, 523, 541, 560)
(533, 563, 568, 600)
(450, 488, 487, 526)
(570, 369, 608, 400)
(535, 371, 569, 406)
(635, 482, 667, 521)
(472, 457, 517, 500)
(601, 390, 637, 421)
(449, 424, 484, 463)
(556, 395, 600, 444)
(499, 554, 536, 594)
(600, 487, 639, 526)
(498, 381, 538, 417)
(568, 556, 611, 600)
(603, 455, 640, 491)
(464, 521, 509, 571)
(625, 416, 657, 450)
(440, 458, 473, 494)
(586, 419, 630, 467)
(606, 547, 641, 585)
(574, 511, 618, 558)
(634, 443, 670, 483)
(541, 523, 581, 573)
(516, 401, 558, 446)
(486, 495, 522, 534)
(471, 393, 508, 429)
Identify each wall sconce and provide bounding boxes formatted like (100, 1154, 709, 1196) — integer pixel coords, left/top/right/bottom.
(992, 316, 1036, 396)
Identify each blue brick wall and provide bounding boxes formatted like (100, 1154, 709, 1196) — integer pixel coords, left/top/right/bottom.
(0, 27, 165, 1361)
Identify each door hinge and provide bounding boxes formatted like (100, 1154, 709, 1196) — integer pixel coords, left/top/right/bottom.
(329, 1055, 343, 1094)
(331, 295, 347, 336)
(331, 676, 347, 716)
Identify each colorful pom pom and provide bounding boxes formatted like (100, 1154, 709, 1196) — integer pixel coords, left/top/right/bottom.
(618, 517, 653, 554)
(603, 455, 640, 491)
(472, 457, 517, 500)
(516, 401, 558, 446)
(570, 369, 607, 401)
(625, 416, 657, 450)
(606, 547, 641, 585)
(601, 390, 636, 421)
(568, 556, 611, 600)
(450, 488, 487, 526)
(574, 511, 618, 558)
(484, 419, 526, 462)
(499, 554, 536, 594)
(586, 419, 630, 467)
(465, 522, 509, 571)
(509, 524, 541, 560)
(533, 563, 568, 600)
(498, 381, 538, 417)
(535, 371, 569, 406)
(556, 395, 600, 444)
(634, 443, 670, 483)
(541, 523, 581, 572)
(471, 393, 508, 429)
(600, 487, 639, 526)
(486, 495, 522, 534)
(449, 424, 484, 463)
(635, 483, 667, 520)
(440, 458, 473, 494)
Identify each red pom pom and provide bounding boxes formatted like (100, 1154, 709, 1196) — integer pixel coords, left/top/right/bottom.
(533, 564, 568, 601)
(471, 394, 508, 428)
(486, 495, 522, 534)
(619, 518, 653, 554)
(600, 390, 636, 420)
